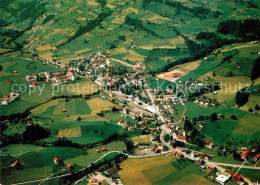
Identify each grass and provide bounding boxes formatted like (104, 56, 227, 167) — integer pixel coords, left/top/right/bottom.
(0, 145, 84, 184)
(131, 135, 151, 146)
(118, 155, 177, 185)
(31, 98, 91, 118)
(118, 156, 214, 185)
(57, 127, 82, 138)
(236, 169, 260, 182)
(0, 55, 57, 81)
(198, 71, 252, 106)
(45, 121, 124, 145)
(64, 141, 125, 166)
(86, 97, 117, 115)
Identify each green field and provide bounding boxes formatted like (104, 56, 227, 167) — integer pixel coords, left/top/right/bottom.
(119, 155, 214, 185)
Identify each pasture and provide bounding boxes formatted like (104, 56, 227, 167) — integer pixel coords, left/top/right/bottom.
(64, 141, 125, 166)
(44, 121, 124, 145)
(0, 145, 84, 184)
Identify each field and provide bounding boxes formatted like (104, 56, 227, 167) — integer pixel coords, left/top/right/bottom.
(64, 142, 125, 166)
(0, 145, 84, 184)
(184, 102, 260, 146)
(31, 98, 91, 118)
(86, 97, 117, 115)
(43, 121, 124, 145)
(0, 141, 125, 184)
(118, 156, 214, 185)
(131, 135, 151, 146)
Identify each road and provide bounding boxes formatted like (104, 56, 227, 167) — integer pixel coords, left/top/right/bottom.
(110, 58, 135, 68)
(146, 87, 164, 122)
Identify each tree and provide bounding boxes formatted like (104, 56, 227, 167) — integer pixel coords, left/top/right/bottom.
(79, 64, 85, 71)
(110, 43, 116, 49)
(251, 57, 260, 80)
(255, 104, 260, 110)
(231, 115, 237, 120)
(112, 106, 118, 112)
(23, 125, 50, 143)
(164, 134, 171, 142)
(235, 91, 249, 107)
(209, 113, 217, 122)
(249, 108, 253, 112)
(184, 120, 193, 133)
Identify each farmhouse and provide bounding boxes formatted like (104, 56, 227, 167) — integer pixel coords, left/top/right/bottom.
(254, 153, 260, 161)
(1, 91, 21, 105)
(26, 74, 37, 82)
(90, 178, 99, 185)
(105, 165, 118, 176)
(241, 150, 250, 159)
(208, 164, 216, 171)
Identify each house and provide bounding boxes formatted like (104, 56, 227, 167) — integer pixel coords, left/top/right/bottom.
(208, 164, 216, 171)
(215, 173, 231, 185)
(171, 150, 177, 155)
(254, 153, 260, 161)
(66, 71, 77, 81)
(207, 142, 215, 149)
(233, 174, 242, 181)
(62, 109, 67, 112)
(1, 100, 8, 105)
(53, 157, 60, 165)
(176, 152, 182, 157)
(105, 165, 118, 176)
(240, 147, 247, 151)
(30, 81, 39, 87)
(176, 134, 186, 141)
(53, 76, 70, 83)
(205, 140, 210, 145)
(200, 165, 207, 170)
(198, 122, 206, 128)
(90, 178, 100, 185)
(26, 74, 37, 82)
(66, 164, 72, 169)
(101, 147, 106, 151)
(241, 150, 250, 159)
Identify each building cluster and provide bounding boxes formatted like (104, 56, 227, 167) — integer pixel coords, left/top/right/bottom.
(1, 91, 21, 105)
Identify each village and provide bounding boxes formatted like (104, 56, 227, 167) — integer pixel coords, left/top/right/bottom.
(1, 50, 259, 185)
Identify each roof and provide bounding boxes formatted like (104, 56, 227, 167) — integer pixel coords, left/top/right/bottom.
(32, 81, 39, 85)
(66, 71, 74, 77)
(171, 150, 177, 155)
(105, 165, 118, 175)
(241, 150, 250, 158)
(101, 147, 106, 151)
(215, 174, 230, 183)
(233, 174, 242, 180)
(254, 153, 260, 160)
(177, 134, 186, 141)
(208, 164, 216, 169)
(54, 157, 60, 162)
(91, 178, 99, 183)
